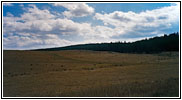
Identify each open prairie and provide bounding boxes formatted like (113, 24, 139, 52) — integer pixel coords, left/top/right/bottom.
(3, 50, 179, 97)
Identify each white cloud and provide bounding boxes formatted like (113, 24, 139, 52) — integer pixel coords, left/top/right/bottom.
(3, 5, 95, 49)
(3, 33, 72, 50)
(3, 5, 55, 33)
(19, 3, 24, 7)
(94, 3, 180, 37)
(3, 3, 13, 6)
(6, 12, 14, 17)
(21, 4, 55, 21)
(53, 3, 94, 18)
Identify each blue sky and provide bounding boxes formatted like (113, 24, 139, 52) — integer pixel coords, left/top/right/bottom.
(3, 3, 180, 50)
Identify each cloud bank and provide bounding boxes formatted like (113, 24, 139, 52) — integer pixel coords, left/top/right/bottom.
(3, 3, 179, 50)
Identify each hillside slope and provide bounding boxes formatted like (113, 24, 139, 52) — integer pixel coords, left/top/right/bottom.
(36, 33, 179, 53)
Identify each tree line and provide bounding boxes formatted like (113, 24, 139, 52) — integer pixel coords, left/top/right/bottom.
(36, 32, 179, 53)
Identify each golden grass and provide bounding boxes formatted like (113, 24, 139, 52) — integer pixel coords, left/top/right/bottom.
(3, 50, 179, 97)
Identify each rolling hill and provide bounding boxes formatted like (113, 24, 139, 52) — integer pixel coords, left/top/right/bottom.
(35, 32, 179, 53)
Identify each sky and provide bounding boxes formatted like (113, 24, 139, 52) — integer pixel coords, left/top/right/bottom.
(3, 2, 180, 50)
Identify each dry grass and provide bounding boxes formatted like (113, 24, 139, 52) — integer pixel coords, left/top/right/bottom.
(3, 50, 179, 97)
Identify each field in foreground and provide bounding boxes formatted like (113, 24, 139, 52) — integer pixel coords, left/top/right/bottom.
(3, 50, 179, 97)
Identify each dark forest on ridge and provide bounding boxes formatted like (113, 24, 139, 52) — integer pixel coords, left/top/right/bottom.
(36, 32, 179, 53)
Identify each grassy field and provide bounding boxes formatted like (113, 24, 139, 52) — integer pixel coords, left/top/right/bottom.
(3, 50, 179, 97)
